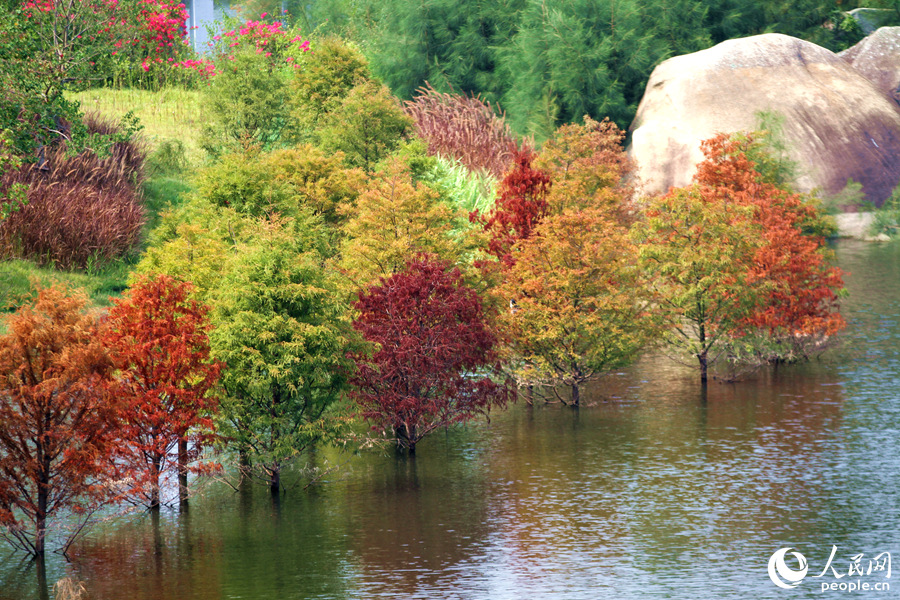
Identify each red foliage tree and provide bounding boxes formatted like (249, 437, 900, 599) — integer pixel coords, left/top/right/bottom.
(0, 286, 126, 557)
(103, 275, 221, 509)
(693, 134, 845, 339)
(350, 256, 514, 453)
(473, 146, 551, 266)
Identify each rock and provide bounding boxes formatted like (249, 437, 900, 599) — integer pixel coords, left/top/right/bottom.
(840, 27, 900, 103)
(847, 8, 899, 35)
(628, 33, 900, 207)
(834, 212, 875, 239)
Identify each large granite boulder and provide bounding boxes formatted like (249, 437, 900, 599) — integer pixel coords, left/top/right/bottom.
(840, 27, 900, 103)
(628, 33, 900, 206)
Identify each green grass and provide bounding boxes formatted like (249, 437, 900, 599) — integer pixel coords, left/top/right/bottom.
(0, 257, 136, 332)
(69, 87, 209, 167)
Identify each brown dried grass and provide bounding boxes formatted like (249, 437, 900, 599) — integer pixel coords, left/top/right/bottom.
(0, 115, 146, 270)
(404, 83, 520, 179)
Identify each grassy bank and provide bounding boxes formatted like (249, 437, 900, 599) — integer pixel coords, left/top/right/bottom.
(69, 87, 208, 167)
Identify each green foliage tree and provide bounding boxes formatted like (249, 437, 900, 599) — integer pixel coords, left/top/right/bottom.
(201, 47, 291, 157)
(210, 215, 356, 493)
(314, 81, 414, 172)
(500, 0, 660, 137)
(311, 0, 851, 136)
(361, 0, 523, 101)
(290, 36, 372, 138)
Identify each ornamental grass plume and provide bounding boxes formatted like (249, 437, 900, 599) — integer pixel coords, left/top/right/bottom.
(404, 82, 519, 179)
(0, 114, 146, 270)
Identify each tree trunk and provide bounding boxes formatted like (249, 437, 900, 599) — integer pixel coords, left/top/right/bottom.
(178, 437, 189, 507)
(35, 474, 48, 557)
(698, 319, 709, 384)
(698, 350, 709, 385)
(571, 383, 580, 407)
(150, 453, 162, 510)
(269, 462, 280, 495)
(396, 423, 417, 455)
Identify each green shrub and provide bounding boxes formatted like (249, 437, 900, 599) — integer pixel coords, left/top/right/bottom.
(147, 140, 189, 176)
(200, 47, 292, 157)
(315, 81, 414, 172)
(871, 185, 900, 238)
(290, 36, 371, 138)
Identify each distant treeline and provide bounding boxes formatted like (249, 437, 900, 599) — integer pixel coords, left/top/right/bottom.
(231, 0, 894, 140)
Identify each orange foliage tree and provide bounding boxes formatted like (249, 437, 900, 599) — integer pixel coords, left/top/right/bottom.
(103, 275, 221, 509)
(694, 134, 845, 341)
(486, 117, 654, 402)
(0, 286, 126, 557)
(635, 133, 845, 382)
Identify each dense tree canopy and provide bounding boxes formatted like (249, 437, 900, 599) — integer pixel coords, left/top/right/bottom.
(0, 286, 124, 556)
(103, 275, 221, 509)
(634, 134, 845, 382)
(307, 0, 869, 138)
(211, 216, 356, 492)
(350, 256, 513, 453)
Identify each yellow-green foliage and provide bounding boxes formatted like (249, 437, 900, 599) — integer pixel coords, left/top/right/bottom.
(209, 214, 357, 485)
(68, 88, 207, 167)
(315, 81, 414, 172)
(135, 197, 254, 303)
(498, 208, 654, 390)
(290, 36, 371, 137)
(257, 145, 365, 225)
(191, 146, 364, 225)
(339, 158, 470, 290)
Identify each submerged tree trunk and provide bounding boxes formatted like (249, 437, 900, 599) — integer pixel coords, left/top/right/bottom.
(35, 469, 49, 557)
(268, 462, 280, 495)
(396, 423, 417, 455)
(150, 453, 162, 510)
(178, 437, 189, 507)
(698, 319, 709, 385)
(698, 350, 709, 385)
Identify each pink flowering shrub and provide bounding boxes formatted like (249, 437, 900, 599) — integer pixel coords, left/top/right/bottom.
(207, 15, 310, 70)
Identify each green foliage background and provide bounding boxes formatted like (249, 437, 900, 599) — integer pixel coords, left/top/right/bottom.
(266, 0, 882, 140)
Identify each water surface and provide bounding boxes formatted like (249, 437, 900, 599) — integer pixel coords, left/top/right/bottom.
(2, 240, 899, 599)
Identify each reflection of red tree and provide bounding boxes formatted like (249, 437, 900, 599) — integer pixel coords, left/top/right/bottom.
(346, 458, 496, 596)
(70, 513, 223, 600)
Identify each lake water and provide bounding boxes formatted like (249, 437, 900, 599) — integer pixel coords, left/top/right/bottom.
(2, 239, 899, 600)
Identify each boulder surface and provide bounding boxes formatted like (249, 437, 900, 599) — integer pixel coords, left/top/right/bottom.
(628, 33, 900, 206)
(840, 26, 900, 103)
